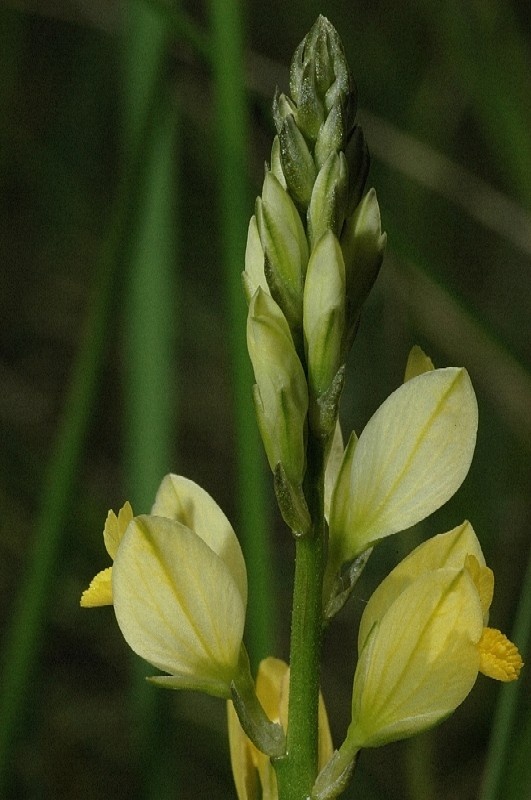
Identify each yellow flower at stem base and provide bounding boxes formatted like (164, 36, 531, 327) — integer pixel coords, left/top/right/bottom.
(228, 657, 333, 800)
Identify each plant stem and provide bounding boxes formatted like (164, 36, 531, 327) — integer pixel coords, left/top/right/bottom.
(276, 433, 326, 800)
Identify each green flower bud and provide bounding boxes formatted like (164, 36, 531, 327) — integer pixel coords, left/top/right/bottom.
(341, 188, 386, 348)
(247, 288, 308, 487)
(314, 100, 345, 170)
(292, 60, 325, 141)
(307, 151, 348, 249)
(303, 231, 346, 424)
(255, 171, 309, 331)
(278, 114, 316, 209)
(290, 16, 354, 117)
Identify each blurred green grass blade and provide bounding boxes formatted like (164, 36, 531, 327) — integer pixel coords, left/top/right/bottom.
(122, 4, 179, 797)
(209, 0, 274, 668)
(427, 0, 531, 208)
(480, 545, 531, 800)
(0, 148, 119, 796)
(0, 25, 177, 794)
(146, 0, 211, 62)
(122, 4, 177, 510)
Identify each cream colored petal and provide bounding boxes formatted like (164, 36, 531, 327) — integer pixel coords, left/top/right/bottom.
(80, 566, 113, 607)
(151, 475, 247, 608)
(358, 522, 484, 649)
(339, 368, 478, 556)
(103, 501, 133, 560)
(113, 516, 245, 689)
(351, 568, 483, 748)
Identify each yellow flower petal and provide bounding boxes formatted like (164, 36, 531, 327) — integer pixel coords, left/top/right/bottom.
(227, 699, 259, 800)
(350, 568, 483, 748)
(227, 657, 333, 800)
(464, 554, 494, 623)
(358, 522, 484, 651)
(403, 345, 434, 382)
(113, 515, 246, 694)
(478, 627, 523, 682)
(80, 567, 113, 607)
(103, 501, 133, 560)
(331, 368, 478, 557)
(151, 475, 247, 607)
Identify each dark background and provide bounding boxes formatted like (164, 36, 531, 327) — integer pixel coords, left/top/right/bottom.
(0, 1, 530, 798)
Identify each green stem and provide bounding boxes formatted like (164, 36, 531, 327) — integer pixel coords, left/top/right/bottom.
(276, 434, 326, 800)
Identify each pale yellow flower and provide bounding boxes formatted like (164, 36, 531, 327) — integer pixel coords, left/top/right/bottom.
(328, 366, 478, 572)
(228, 657, 333, 800)
(349, 523, 523, 749)
(82, 475, 248, 698)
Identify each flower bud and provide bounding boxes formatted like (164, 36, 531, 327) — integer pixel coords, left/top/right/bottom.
(307, 152, 348, 249)
(340, 188, 386, 346)
(278, 114, 316, 209)
(255, 170, 309, 331)
(314, 100, 345, 170)
(247, 288, 308, 487)
(303, 231, 346, 413)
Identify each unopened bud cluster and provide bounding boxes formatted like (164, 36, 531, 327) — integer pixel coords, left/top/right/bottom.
(244, 15, 386, 528)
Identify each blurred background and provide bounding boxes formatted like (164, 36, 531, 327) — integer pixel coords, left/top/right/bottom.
(0, 1, 529, 798)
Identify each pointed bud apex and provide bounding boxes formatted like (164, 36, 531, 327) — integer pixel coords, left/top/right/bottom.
(272, 90, 297, 135)
(304, 231, 346, 406)
(308, 152, 348, 248)
(270, 135, 287, 188)
(314, 101, 346, 170)
(247, 289, 308, 487)
(341, 188, 386, 345)
(290, 16, 354, 116)
(279, 114, 316, 209)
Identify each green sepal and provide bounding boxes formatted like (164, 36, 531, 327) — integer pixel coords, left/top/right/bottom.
(231, 645, 286, 758)
(147, 674, 231, 698)
(279, 114, 316, 209)
(274, 462, 311, 537)
(323, 547, 373, 621)
(311, 746, 359, 800)
(312, 365, 346, 438)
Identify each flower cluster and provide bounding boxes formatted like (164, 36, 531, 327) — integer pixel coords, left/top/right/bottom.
(81, 16, 523, 800)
